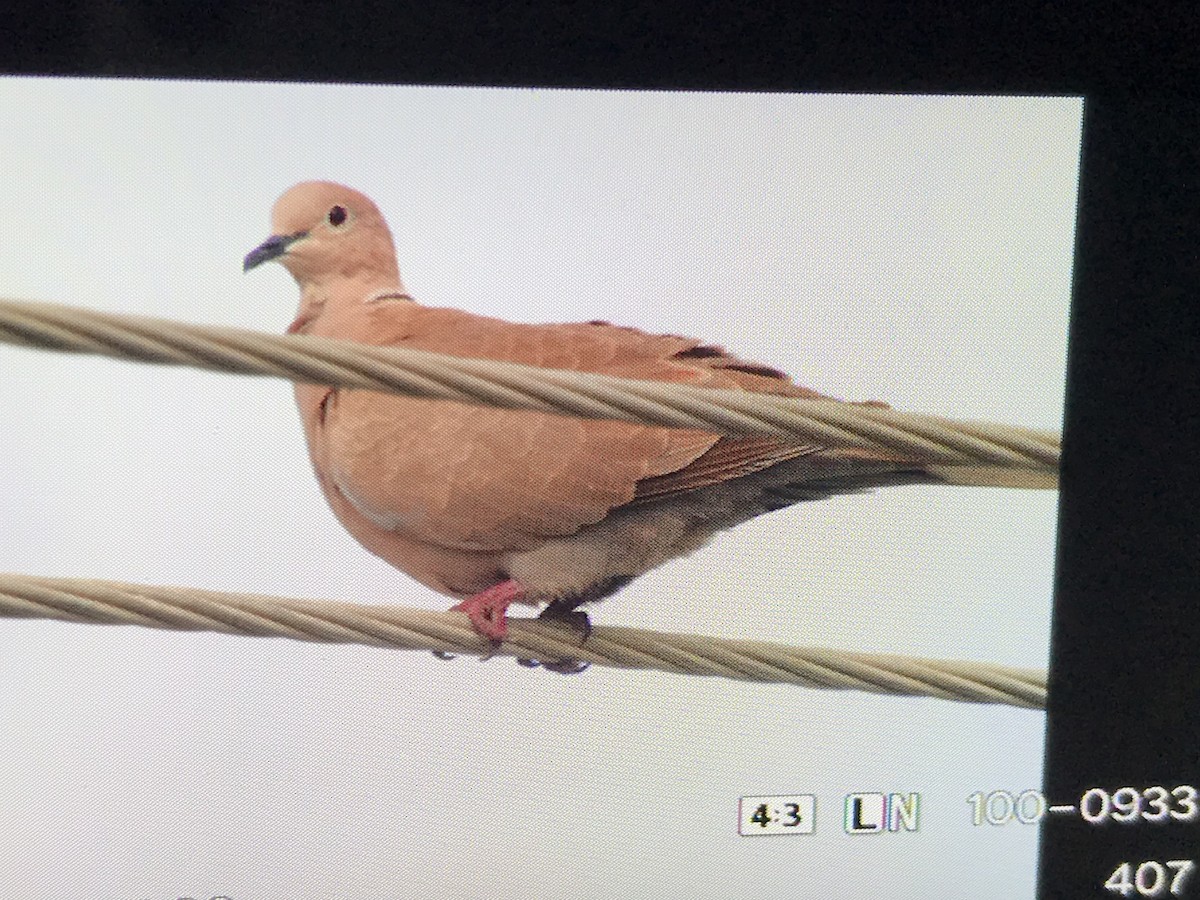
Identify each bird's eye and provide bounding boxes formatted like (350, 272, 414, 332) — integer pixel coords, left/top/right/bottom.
(328, 205, 348, 226)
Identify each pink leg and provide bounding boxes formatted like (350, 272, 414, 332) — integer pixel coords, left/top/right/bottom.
(450, 579, 527, 642)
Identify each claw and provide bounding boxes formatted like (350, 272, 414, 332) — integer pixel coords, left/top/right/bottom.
(477, 640, 502, 662)
(540, 658, 590, 675)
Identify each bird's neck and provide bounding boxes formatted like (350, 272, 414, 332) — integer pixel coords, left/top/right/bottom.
(288, 274, 411, 335)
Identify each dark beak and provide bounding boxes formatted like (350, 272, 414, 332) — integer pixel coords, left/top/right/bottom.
(243, 231, 307, 272)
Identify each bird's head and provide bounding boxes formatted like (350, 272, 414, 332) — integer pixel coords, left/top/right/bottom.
(244, 181, 403, 294)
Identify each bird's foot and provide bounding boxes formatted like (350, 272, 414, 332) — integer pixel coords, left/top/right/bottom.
(539, 605, 593, 640)
(450, 579, 526, 643)
(513, 602, 592, 674)
(449, 581, 592, 673)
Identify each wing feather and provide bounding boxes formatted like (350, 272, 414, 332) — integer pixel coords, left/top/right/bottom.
(306, 300, 891, 552)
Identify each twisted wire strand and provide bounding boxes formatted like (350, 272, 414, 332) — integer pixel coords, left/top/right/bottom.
(0, 298, 1060, 475)
(0, 298, 1054, 708)
(0, 574, 1046, 709)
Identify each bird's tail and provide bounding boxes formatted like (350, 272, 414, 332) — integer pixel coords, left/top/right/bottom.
(762, 461, 1057, 506)
(926, 465, 1058, 490)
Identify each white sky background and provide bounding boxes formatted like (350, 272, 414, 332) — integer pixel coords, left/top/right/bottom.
(0, 80, 1080, 899)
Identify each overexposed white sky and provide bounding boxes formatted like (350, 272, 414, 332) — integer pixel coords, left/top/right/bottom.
(0, 80, 1080, 899)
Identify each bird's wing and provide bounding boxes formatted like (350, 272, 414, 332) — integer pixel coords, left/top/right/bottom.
(309, 301, 881, 551)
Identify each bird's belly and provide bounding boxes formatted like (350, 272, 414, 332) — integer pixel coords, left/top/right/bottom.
(503, 502, 719, 601)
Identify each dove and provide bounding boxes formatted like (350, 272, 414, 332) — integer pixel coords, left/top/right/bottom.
(244, 181, 1040, 652)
